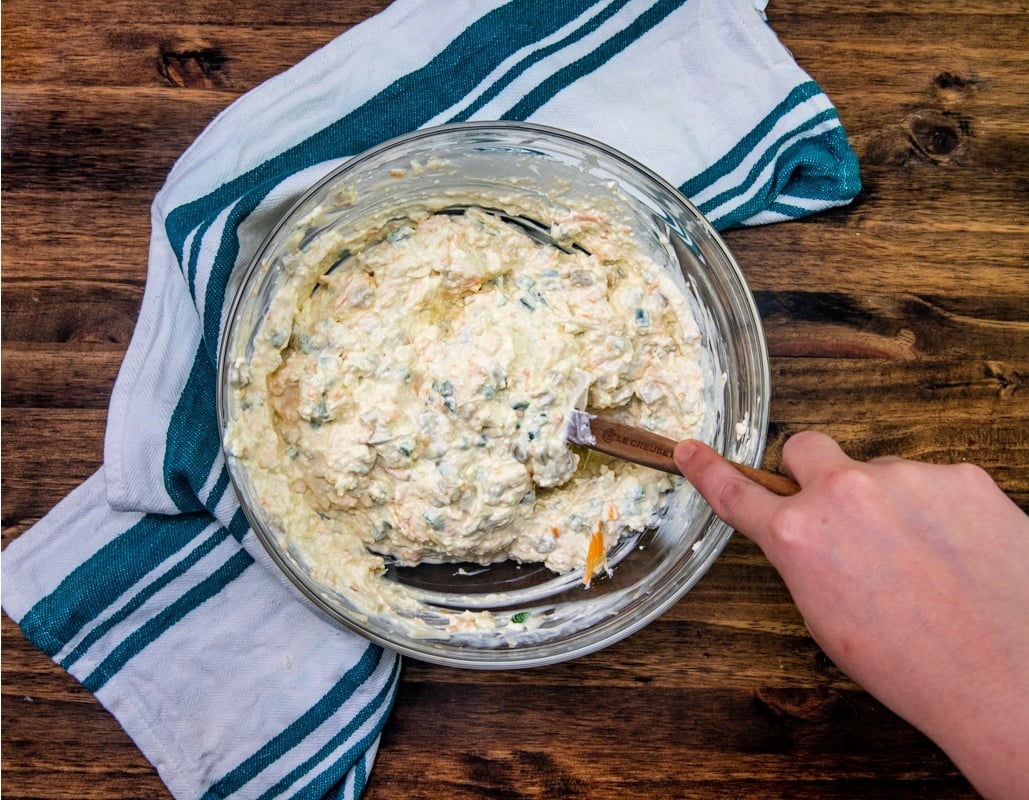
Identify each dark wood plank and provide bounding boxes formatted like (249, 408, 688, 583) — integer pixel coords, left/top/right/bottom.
(363, 682, 971, 800)
(1, 0, 1024, 799)
(1, 345, 124, 408)
(1, 87, 231, 193)
(1, 618, 172, 800)
(1, 409, 107, 527)
(0, 189, 154, 283)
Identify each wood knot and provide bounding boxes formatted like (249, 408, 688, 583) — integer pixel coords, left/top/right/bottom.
(158, 38, 230, 89)
(932, 71, 983, 103)
(864, 67, 980, 168)
(903, 109, 972, 163)
(754, 687, 838, 722)
(984, 361, 1023, 400)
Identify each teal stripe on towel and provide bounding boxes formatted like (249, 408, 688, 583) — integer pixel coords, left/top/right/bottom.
(294, 726, 383, 800)
(261, 655, 401, 800)
(200, 644, 393, 800)
(677, 80, 860, 227)
(502, 0, 689, 120)
(164, 341, 222, 513)
(82, 548, 254, 693)
(696, 108, 837, 209)
(705, 119, 856, 228)
(226, 505, 252, 543)
(201, 193, 269, 363)
(186, 216, 215, 297)
(450, 0, 634, 122)
(58, 527, 229, 670)
(163, 0, 601, 265)
(342, 752, 368, 800)
(678, 81, 827, 201)
(204, 466, 232, 517)
(768, 126, 862, 207)
(17, 511, 213, 657)
(57, 505, 249, 669)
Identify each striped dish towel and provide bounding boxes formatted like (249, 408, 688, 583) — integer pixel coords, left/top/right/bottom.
(1, 1, 860, 798)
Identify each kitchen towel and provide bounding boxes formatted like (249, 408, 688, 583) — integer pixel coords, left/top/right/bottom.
(1, 1, 861, 799)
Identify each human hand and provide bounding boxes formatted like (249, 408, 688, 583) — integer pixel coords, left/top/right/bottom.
(674, 431, 1029, 800)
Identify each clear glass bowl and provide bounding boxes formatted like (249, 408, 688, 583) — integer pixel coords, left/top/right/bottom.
(217, 122, 770, 669)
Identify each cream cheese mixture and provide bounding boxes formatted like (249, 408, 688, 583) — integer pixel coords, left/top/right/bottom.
(225, 201, 712, 629)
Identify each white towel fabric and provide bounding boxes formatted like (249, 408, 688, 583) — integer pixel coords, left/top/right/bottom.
(1, 1, 860, 798)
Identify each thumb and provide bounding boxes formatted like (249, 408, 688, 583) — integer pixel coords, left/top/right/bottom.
(674, 439, 786, 545)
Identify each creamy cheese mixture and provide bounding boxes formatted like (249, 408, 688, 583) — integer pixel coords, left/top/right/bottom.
(225, 204, 711, 627)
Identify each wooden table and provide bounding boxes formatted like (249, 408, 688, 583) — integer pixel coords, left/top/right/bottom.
(3, 2, 1027, 798)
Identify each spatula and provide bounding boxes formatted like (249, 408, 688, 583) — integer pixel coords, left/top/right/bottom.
(565, 409, 800, 496)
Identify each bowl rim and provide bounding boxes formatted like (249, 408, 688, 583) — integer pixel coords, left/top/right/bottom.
(216, 120, 770, 669)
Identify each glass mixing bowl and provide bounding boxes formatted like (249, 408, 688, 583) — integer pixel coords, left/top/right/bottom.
(217, 122, 770, 669)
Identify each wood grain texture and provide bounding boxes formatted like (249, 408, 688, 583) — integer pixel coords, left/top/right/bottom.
(2, 0, 1026, 798)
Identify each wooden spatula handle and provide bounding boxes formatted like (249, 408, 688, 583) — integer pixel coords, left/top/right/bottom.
(724, 461, 801, 497)
(585, 416, 800, 497)
(585, 416, 679, 473)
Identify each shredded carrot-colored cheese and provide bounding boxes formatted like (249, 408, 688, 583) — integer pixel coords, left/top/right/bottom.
(583, 524, 606, 588)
